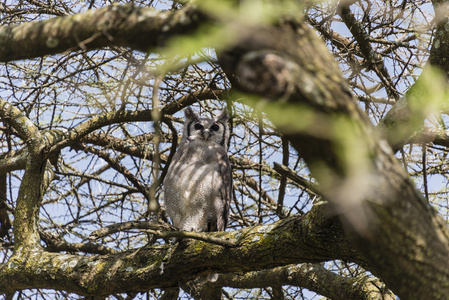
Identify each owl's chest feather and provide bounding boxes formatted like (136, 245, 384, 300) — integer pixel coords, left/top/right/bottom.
(164, 142, 226, 204)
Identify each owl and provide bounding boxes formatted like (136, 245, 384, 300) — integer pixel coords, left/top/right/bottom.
(164, 107, 232, 233)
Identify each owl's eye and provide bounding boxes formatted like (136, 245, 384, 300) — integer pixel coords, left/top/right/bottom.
(211, 124, 220, 131)
(194, 123, 203, 130)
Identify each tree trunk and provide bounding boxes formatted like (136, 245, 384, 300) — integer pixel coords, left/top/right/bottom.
(217, 18, 449, 299)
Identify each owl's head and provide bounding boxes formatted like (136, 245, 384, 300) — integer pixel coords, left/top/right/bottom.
(181, 107, 230, 149)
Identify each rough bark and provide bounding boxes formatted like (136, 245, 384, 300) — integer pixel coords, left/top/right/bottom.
(0, 204, 358, 296)
(216, 264, 394, 300)
(216, 18, 449, 300)
(0, 5, 207, 62)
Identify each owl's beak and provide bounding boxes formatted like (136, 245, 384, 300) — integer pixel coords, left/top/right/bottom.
(203, 130, 210, 141)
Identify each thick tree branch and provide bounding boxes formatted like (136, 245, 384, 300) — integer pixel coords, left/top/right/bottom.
(216, 264, 394, 300)
(216, 18, 449, 299)
(0, 98, 42, 150)
(0, 204, 358, 296)
(89, 221, 174, 240)
(161, 86, 227, 116)
(0, 148, 27, 173)
(0, 100, 48, 249)
(0, 5, 207, 62)
(50, 109, 154, 152)
(40, 231, 117, 255)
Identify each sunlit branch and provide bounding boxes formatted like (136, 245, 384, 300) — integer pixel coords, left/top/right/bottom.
(0, 207, 357, 296)
(0, 5, 207, 62)
(40, 230, 117, 255)
(216, 264, 394, 300)
(89, 220, 175, 240)
(0, 98, 42, 151)
(49, 109, 154, 153)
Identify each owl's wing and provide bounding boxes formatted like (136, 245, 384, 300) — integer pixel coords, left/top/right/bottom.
(163, 143, 191, 228)
(216, 152, 233, 231)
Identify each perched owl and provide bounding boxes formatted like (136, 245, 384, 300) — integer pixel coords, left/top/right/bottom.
(164, 107, 232, 233)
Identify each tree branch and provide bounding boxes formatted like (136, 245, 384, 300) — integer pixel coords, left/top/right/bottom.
(0, 98, 42, 151)
(216, 18, 449, 299)
(40, 230, 117, 255)
(0, 5, 207, 62)
(50, 109, 154, 153)
(0, 204, 358, 296)
(0, 99, 47, 249)
(273, 162, 321, 197)
(216, 264, 394, 300)
(338, 4, 399, 100)
(377, 1, 449, 150)
(89, 221, 175, 240)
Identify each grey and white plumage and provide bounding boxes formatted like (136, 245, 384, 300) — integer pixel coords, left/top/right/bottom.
(164, 107, 232, 233)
